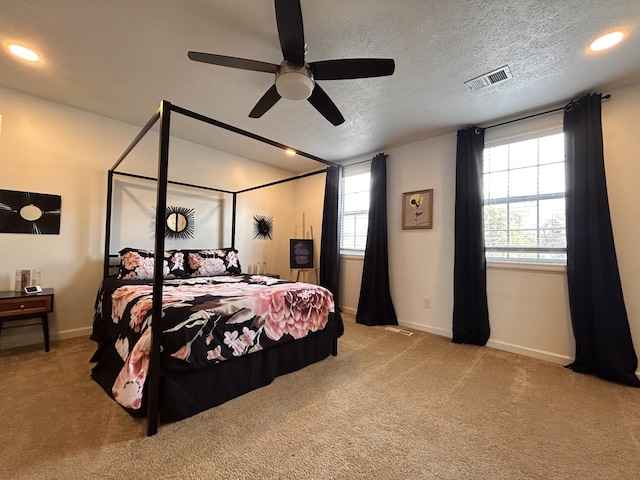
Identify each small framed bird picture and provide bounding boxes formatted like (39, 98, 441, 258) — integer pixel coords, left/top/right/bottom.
(402, 189, 433, 230)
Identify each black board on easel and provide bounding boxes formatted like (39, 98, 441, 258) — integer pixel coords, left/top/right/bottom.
(289, 238, 314, 269)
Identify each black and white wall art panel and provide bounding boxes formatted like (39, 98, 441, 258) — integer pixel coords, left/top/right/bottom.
(0, 189, 61, 234)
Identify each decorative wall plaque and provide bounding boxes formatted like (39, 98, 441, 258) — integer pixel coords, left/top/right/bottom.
(0, 189, 61, 234)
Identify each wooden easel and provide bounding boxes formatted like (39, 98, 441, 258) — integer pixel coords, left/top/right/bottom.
(291, 212, 319, 283)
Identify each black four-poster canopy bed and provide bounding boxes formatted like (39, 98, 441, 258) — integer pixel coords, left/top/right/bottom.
(90, 100, 343, 435)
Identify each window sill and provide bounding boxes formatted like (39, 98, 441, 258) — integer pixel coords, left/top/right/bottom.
(487, 261, 566, 273)
(340, 252, 365, 260)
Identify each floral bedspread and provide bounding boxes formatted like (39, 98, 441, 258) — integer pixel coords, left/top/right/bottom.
(93, 275, 334, 411)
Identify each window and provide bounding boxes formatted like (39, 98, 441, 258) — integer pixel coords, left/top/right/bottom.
(340, 162, 370, 254)
(483, 117, 566, 265)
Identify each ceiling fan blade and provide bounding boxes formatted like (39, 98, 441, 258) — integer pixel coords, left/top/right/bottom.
(249, 85, 282, 118)
(309, 59, 395, 80)
(274, 0, 305, 65)
(188, 51, 278, 74)
(307, 84, 345, 126)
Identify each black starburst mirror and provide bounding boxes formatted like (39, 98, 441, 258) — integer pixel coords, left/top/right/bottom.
(165, 206, 195, 239)
(253, 215, 273, 239)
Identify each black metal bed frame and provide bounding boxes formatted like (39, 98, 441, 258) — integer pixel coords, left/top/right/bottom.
(103, 100, 340, 435)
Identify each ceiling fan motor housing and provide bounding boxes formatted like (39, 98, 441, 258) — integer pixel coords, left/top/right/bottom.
(275, 62, 314, 100)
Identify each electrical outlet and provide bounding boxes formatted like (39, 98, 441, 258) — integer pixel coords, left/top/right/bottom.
(423, 297, 431, 309)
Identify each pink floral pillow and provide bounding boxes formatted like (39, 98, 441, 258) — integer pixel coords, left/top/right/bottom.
(185, 248, 241, 277)
(117, 248, 187, 280)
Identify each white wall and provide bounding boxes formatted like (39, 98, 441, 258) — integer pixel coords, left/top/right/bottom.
(235, 182, 298, 279)
(339, 134, 458, 334)
(289, 172, 326, 284)
(602, 82, 640, 360)
(340, 81, 640, 366)
(226, 167, 327, 282)
(109, 177, 233, 252)
(0, 86, 314, 349)
(0, 87, 123, 348)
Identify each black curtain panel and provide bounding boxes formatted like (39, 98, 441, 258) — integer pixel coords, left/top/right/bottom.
(564, 93, 639, 387)
(356, 153, 398, 326)
(452, 127, 490, 345)
(319, 166, 344, 336)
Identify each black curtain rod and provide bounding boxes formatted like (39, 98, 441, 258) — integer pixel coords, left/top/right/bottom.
(484, 94, 611, 130)
(344, 158, 371, 168)
(341, 151, 388, 169)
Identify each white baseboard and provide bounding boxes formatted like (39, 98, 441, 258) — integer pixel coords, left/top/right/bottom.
(0, 325, 92, 350)
(56, 326, 93, 340)
(399, 319, 572, 365)
(484, 339, 573, 365)
(285, 305, 638, 377)
(340, 306, 357, 315)
(398, 319, 452, 338)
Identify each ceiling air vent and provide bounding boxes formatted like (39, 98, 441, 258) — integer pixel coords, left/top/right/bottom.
(464, 65, 512, 92)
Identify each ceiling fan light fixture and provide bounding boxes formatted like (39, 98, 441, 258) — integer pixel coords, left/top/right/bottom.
(275, 64, 314, 100)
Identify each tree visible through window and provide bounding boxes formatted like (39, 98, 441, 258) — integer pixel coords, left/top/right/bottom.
(483, 132, 566, 264)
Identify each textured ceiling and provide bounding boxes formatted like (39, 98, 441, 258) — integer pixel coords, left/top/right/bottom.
(1, 0, 640, 172)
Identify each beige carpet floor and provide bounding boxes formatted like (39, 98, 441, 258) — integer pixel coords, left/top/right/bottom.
(1, 314, 639, 479)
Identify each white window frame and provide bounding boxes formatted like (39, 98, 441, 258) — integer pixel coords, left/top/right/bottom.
(483, 112, 566, 267)
(340, 161, 371, 255)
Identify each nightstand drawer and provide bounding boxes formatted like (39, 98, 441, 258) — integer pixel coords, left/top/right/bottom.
(0, 295, 53, 317)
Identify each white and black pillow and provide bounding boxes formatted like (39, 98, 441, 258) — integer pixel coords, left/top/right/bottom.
(117, 248, 187, 280)
(184, 248, 241, 277)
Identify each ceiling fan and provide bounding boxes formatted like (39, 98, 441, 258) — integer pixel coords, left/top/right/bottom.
(187, 0, 395, 126)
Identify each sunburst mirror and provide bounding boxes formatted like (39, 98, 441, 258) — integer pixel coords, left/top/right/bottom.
(165, 206, 195, 239)
(253, 215, 274, 239)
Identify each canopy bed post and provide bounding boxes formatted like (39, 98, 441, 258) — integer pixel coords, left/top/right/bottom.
(103, 170, 114, 278)
(147, 100, 172, 436)
(231, 193, 237, 249)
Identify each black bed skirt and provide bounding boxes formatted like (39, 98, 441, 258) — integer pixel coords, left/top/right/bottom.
(91, 314, 338, 423)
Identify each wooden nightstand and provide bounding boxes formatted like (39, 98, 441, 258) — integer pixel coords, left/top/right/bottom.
(0, 289, 54, 352)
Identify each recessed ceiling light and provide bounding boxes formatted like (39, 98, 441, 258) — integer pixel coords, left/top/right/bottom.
(8, 44, 40, 61)
(590, 31, 625, 51)
(285, 148, 296, 156)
